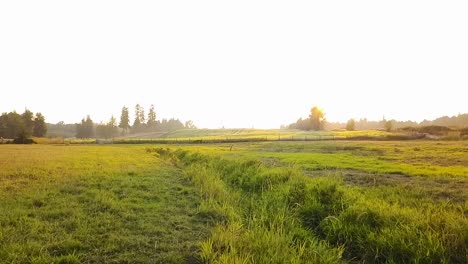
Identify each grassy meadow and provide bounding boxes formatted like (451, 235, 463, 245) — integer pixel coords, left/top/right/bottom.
(0, 145, 209, 263)
(113, 129, 401, 143)
(1, 140, 467, 263)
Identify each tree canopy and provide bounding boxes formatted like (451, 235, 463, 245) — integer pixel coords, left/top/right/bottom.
(346, 119, 356, 131)
(288, 105, 326, 131)
(0, 110, 47, 141)
(76, 115, 95, 138)
(119, 106, 130, 134)
(309, 106, 326, 130)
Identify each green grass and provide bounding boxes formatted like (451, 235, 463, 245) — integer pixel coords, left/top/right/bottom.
(161, 129, 396, 140)
(0, 145, 209, 263)
(1, 140, 467, 263)
(151, 140, 467, 263)
(251, 141, 468, 178)
(112, 129, 412, 145)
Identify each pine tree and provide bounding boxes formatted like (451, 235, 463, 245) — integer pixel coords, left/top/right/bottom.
(119, 106, 130, 134)
(147, 104, 157, 129)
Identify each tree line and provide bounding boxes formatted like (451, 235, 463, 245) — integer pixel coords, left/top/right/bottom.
(286, 106, 396, 132)
(286, 107, 468, 132)
(75, 104, 196, 139)
(286, 106, 326, 131)
(0, 110, 47, 142)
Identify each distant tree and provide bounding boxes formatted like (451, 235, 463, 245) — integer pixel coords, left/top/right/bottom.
(84, 116, 95, 138)
(346, 118, 356, 131)
(0, 110, 46, 140)
(138, 104, 146, 124)
(299, 118, 311, 130)
(119, 106, 130, 134)
(76, 119, 85, 138)
(132, 117, 141, 132)
(5, 112, 24, 139)
(132, 104, 145, 132)
(76, 115, 95, 138)
(108, 115, 119, 138)
(0, 113, 7, 138)
(20, 109, 34, 139)
(184, 120, 196, 129)
(157, 118, 185, 132)
(309, 106, 326, 130)
(147, 104, 157, 129)
(385, 120, 393, 132)
(33, 112, 47, 137)
(96, 122, 106, 139)
(288, 117, 310, 130)
(97, 116, 119, 139)
(47, 121, 76, 138)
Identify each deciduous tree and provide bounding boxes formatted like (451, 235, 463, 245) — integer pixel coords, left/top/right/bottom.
(33, 113, 47, 137)
(309, 106, 326, 130)
(76, 115, 95, 138)
(346, 118, 356, 131)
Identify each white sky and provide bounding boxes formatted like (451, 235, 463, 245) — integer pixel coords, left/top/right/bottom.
(1, 1, 467, 128)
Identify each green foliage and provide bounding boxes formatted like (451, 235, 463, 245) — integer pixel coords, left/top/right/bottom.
(118, 106, 130, 133)
(12, 137, 36, 144)
(96, 116, 119, 139)
(185, 120, 196, 129)
(288, 106, 326, 131)
(75, 115, 95, 138)
(345, 119, 355, 131)
(147, 104, 157, 128)
(0, 109, 46, 142)
(3, 112, 25, 140)
(402, 125, 454, 136)
(310, 106, 326, 131)
(21, 109, 34, 138)
(385, 120, 394, 132)
(132, 104, 145, 132)
(33, 112, 47, 137)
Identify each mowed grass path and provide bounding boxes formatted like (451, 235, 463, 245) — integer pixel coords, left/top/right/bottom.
(0, 145, 208, 263)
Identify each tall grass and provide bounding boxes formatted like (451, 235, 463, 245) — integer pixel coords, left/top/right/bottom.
(153, 148, 467, 263)
(152, 148, 344, 263)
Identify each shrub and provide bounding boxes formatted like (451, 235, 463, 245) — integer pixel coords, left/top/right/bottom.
(13, 137, 36, 144)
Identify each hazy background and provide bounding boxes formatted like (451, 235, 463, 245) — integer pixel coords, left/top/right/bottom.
(1, 1, 467, 128)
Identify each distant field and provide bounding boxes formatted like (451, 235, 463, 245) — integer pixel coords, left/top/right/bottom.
(112, 129, 415, 145)
(162, 128, 395, 139)
(1, 140, 467, 263)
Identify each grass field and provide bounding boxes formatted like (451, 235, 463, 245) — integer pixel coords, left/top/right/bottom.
(0, 145, 209, 263)
(101, 129, 398, 141)
(1, 140, 467, 263)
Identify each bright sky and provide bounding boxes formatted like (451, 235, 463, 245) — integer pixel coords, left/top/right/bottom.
(1, 1, 467, 128)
